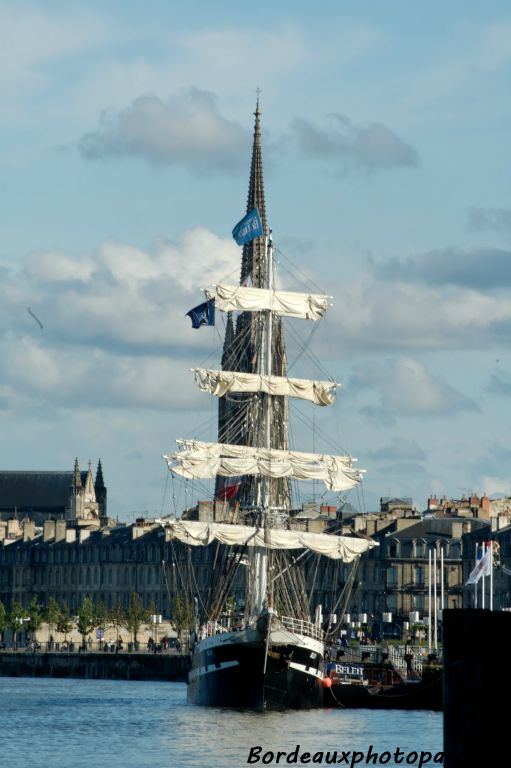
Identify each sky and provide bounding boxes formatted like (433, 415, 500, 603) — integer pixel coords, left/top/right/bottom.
(1, 0, 511, 521)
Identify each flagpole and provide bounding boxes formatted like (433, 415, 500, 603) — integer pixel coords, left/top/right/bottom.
(441, 545, 445, 611)
(428, 549, 432, 651)
(482, 546, 485, 610)
(433, 548, 438, 651)
(490, 541, 493, 611)
(474, 543, 478, 608)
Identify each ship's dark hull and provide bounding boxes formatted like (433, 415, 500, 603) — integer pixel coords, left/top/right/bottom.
(187, 630, 324, 710)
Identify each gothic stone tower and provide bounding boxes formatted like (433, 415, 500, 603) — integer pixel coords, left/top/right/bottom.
(216, 102, 290, 511)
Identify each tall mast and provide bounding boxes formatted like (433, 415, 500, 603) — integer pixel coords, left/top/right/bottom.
(216, 100, 290, 511)
(256, 230, 274, 613)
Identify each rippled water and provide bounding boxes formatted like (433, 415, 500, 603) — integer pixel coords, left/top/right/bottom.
(0, 678, 442, 767)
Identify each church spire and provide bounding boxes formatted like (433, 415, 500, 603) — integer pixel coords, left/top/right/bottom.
(72, 457, 82, 495)
(240, 98, 267, 289)
(216, 101, 290, 510)
(95, 459, 105, 489)
(94, 459, 107, 519)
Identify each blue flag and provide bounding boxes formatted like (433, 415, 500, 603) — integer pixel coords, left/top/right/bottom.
(232, 208, 263, 245)
(186, 299, 215, 329)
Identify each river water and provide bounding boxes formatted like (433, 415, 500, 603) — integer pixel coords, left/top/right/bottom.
(0, 678, 443, 767)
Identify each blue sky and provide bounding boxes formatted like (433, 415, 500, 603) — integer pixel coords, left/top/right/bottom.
(1, 1, 511, 520)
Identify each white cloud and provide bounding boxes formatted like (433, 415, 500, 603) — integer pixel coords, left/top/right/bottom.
(4, 336, 80, 395)
(0, 226, 240, 412)
(79, 88, 250, 171)
(368, 437, 426, 461)
(351, 357, 477, 419)
(377, 246, 511, 289)
(4, 228, 509, 425)
(288, 114, 418, 172)
(1, 334, 206, 412)
(480, 476, 511, 496)
(385, 358, 471, 414)
(0, 5, 106, 94)
(323, 272, 511, 353)
(26, 249, 95, 283)
(3, 227, 239, 350)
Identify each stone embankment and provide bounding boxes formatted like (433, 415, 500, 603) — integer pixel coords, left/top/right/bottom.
(0, 649, 190, 681)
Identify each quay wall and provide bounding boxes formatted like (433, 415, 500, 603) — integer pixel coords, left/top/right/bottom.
(0, 650, 190, 681)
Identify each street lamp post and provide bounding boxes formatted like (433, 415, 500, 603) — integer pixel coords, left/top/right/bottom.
(151, 614, 162, 651)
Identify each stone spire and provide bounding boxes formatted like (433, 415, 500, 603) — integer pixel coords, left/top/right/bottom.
(94, 459, 107, 519)
(240, 98, 267, 289)
(72, 457, 82, 495)
(216, 101, 290, 511)
(95, 459, 105, 491)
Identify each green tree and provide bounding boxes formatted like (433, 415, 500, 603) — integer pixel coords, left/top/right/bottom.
(126, 592, 149, 646)
(172, 592, 195, 645)
(44, 597, 60, 646)
(92, 600, 109, 646)
(77, 597, 95, 649)
(93, 600, 109, 630)
(56, 604, 73, 644)
(110, 604, 126, 643)
(9, 601, 29, 649)
(0, 599, 7, 644)
(26, 596, 43, 643)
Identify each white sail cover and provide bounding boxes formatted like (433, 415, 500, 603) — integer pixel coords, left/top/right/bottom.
(194, 369, 338, 407)
(164, 440, 364, 492)
(204, 285, 329, 321)
(163, 519, 377, 560)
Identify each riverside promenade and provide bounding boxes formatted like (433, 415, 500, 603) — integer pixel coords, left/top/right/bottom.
(0, 645, 190, 681)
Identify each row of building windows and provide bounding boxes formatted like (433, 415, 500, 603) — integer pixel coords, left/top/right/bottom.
(0, 561, 215, 592)
(385, 540, 461, 559)
(0, 541, 216, 567)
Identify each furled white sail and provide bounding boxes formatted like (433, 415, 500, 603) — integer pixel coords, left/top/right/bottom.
(164, 440, 364, 492)
(163, 519, 377, 560)
(204, 284, 329, 321)
(194, 369, 338, 407)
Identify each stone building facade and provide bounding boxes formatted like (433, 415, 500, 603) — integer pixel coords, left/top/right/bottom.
(461, 495, 511, 610)
(2, 489, 509, 632)
(0, 517, 208, 615)
(0, 458, 107, 526)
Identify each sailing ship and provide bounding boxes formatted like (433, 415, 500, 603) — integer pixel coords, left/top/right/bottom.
(162, 102, 376, 710)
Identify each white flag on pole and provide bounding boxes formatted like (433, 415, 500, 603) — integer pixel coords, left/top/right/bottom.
(466, 544, 492, 585)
